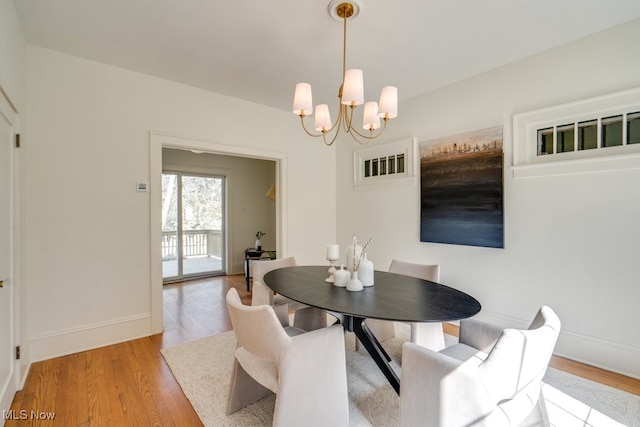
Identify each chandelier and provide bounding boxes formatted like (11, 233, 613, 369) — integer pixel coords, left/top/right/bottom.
(292, 1, 398, 146)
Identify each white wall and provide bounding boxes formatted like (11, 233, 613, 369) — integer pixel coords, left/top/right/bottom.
(337, 19, 640, 378)
(0, 0, 25, 112)
(162, 148, 277, 274)
(21, 46, 336, 363)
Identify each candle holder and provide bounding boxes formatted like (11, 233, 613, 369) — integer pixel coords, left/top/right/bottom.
(325, 244, 339, 283)
(326, 259, 338, 283)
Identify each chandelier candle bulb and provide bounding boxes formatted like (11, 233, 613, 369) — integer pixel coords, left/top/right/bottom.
(293, 83, 313, 116)
(378, 86, 398, 119)
(341, 69, 364, 106)
(363, 102, 381, 130)
(315, 104, 332, 132)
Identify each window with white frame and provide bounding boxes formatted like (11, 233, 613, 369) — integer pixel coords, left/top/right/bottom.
(535, 111, 640, 156)
(512, 87, 640, 177)
(353, 138, 416, 187)
(363, 153, 405, 178)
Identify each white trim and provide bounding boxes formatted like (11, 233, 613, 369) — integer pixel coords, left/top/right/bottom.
(28, 314, 152, 363)
(352, 137, 417, 188)
(512, 87, 640, 178)
(149, 131, 289, 334)
(150, 135, 164, 334)
(474, 310, 640, 379)
(0, 84, 19, 419)
(512, 151, 640, 178)
(0, 371, 16, 424)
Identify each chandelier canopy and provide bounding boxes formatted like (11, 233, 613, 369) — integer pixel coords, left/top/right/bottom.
(292, 1, 398, 146)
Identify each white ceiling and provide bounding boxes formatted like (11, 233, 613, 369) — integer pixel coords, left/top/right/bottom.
(13, 0, 640, 112)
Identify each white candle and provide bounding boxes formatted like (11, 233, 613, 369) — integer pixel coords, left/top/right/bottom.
(326, 244, 339, 260)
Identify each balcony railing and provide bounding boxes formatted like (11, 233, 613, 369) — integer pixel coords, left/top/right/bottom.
(162, 229, 222, 259)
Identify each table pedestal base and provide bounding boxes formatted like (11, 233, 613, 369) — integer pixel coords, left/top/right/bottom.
(344, 315, 400, 394)
(411, 322, 446, 352)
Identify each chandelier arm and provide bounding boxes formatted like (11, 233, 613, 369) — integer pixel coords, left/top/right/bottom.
(347, 118, 390, 143)
(322, 126, 342, 146)
(298, 115, 326, 138)
(299, 114, 343, 138)
(298, 111, 345, 145)
(323, 107, 346, 145)
(341, 104, 356, 133)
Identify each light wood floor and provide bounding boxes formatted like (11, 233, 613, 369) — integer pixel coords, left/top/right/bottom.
(7, 275, 640, 426)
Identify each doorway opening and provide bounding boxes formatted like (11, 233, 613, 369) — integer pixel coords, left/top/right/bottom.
(150, 132, 287, 334)
(162, 172, 225, 282)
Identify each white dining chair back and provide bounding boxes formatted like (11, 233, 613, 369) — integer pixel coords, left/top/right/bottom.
(366, 259, 443, 349)
(400, 306, 561, 427)
(251, 256, 327, 330)
(226, 288, 349, 427)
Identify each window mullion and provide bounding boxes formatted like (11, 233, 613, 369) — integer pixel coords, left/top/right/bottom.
(597, 118, 602, 149)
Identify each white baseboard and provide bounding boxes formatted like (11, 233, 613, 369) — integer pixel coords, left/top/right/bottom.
(28, 313, 153, 364)
(0, 370, 16, 426)
(473, 310, 640, 380)
(553, 330, 640, 380)
(232, 261, 245, 276)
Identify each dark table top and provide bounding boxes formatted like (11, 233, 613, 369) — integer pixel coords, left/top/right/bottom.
(264, 265, 481, 323)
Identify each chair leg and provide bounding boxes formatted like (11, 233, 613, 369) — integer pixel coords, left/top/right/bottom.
(226, 359, 272, 415)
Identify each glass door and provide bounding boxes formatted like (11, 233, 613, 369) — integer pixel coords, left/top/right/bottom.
(162, 172, 225, 282)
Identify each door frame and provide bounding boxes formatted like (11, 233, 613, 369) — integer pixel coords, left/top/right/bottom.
(149, 131, 288, 333)
(0, 84, 20, 413)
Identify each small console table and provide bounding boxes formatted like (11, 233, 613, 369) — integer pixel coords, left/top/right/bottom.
(244, 248, 276, 291)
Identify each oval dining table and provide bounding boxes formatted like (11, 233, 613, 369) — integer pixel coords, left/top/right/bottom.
(263, 265, 481, 394)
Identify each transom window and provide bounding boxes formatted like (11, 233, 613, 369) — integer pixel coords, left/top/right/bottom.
(363, 153, 405, 178)
(512, 87, 640, 177)
(536, 111, 640, 156)
(353, 138, 416, 187)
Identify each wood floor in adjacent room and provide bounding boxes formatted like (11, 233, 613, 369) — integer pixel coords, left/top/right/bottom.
(7, 275, 640, 426)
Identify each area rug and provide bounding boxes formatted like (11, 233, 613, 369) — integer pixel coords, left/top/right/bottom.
(161, 325, 640, 426)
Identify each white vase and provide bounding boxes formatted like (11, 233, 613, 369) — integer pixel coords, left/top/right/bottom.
(255, 239, 262, 251)
(359, 254, 374, 287)
(333, 264, 349, 288)
(346, 235, 363, 273)
(347, 271, 364, 292)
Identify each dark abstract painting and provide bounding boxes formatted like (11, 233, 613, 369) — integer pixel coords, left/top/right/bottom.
(420, 127, 504, 248)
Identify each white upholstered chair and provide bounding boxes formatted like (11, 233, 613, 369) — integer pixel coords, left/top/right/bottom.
(251, 256, 327, 331)
(366, 259, 443, 349)
(226, 288, 349, 426)
(399, 306, 561, 427)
